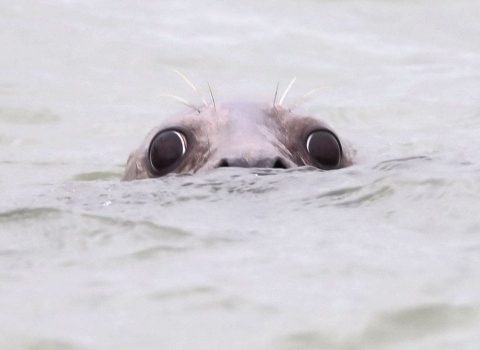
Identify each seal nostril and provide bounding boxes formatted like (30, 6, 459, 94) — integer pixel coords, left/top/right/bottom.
(217, 157, 289, 169)
(218, 159, 229, 167)
(273, 158, 287, 169)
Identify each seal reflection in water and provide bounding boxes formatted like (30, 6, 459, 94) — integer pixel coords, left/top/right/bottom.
(122, 100, 355, 181)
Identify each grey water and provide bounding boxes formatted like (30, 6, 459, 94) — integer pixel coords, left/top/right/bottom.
(1, 0, 480, 349)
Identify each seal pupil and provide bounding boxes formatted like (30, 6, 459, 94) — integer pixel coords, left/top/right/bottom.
(306, 130, 341, 168)
(149, 130, 187, 172)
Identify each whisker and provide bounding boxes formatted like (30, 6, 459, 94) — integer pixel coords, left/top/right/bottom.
(273, 82, 280, 106)
(160, 93, 201, 113)
(208, 83, 216, 110)
(278, 76, 297, 106)
(289, 88, 323, 111)
(173, 69, 208, 107)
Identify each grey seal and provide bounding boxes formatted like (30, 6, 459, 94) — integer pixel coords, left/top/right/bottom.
(122, 101, 354, 181)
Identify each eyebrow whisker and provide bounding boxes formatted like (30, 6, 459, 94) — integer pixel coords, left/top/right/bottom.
(273, 82, 280, 106)
(208, 83, 216, 110)
(160, 93, 201, 113)
(278, 76, 297, 106)
(173, 69, 208, 107)
(289, 88, 322, 111)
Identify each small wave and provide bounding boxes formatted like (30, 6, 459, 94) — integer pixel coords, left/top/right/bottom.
(0, 336, 91, 350)
(0, 207, 61, 223)
(373, 156, 433, 172)
(279, 304, 480, 350)
(72, 171, 122, 181)
(0, 107, 61, 125)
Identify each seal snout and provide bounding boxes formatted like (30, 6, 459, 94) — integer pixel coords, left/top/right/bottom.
(216, 156, 290, 169)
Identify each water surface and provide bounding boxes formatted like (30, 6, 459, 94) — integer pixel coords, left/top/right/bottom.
(1, 1, 480, 349)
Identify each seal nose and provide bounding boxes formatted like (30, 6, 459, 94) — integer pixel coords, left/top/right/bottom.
(217, 157, 289, 169)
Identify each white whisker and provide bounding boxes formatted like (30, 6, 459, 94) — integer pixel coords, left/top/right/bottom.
(278, 76, 297, 106)
(289, 88, 322, 111)
(160, 93, 200, 113)
(208, 83, 216, 110)
(273, 82, 280, 106)
(173, 69, 208, 107)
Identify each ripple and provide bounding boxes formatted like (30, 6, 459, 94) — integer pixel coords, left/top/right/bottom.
(362, 303, 478, 342)
(0, 207, 61, 223)
(301, 177, 395, 208)
(0, 206, 195, 267)
(0, 107, 61, 124)
(72, 171, 122, 181)
(149, 286, 216, 301)
(373, 156, 432, 172)
(0, 134, 15, 145)
(0, 336, 91, 350)
(336, 185, 395, 208)
(122, 244, 193, 261)
(279, 304, 480, 350)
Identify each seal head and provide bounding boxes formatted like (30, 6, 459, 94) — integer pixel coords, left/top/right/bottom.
(122, 102, 354, 181)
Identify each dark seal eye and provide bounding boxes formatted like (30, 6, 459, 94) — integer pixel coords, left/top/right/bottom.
(149, 130, 187, 174)
(306, 130, 341, 168)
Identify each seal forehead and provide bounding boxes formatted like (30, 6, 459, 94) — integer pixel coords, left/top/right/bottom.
(206, 103, 284, 160)
(158, 101, 285, 135)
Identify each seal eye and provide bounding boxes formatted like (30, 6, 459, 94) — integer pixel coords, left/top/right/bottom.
(306, 130, 341, 168)
(149, 130, 187, 174)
